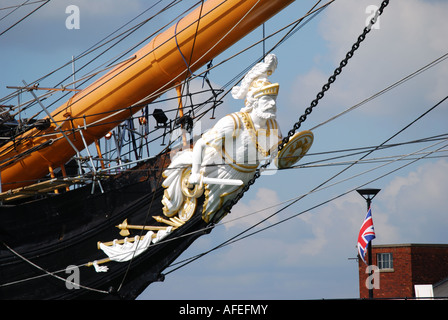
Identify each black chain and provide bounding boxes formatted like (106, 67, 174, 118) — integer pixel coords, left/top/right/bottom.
(221, 0, 389, 217)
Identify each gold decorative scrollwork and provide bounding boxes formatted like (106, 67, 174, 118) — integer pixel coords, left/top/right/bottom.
(181, 168, 204, 199)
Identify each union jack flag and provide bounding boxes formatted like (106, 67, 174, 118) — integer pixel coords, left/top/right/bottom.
(357, 206, 376, 264)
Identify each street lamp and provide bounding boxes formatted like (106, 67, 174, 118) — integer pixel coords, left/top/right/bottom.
(357, 188, 381, 207)
(356, 188, 380, 299)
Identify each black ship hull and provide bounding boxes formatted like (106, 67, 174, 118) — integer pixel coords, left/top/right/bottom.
(0, 152, 213, 300)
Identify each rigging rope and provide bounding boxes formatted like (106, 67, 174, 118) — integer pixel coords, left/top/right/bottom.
(1, 241, 109, 294)
(311, 51, 448, 131)
(3, 0, 448, 296)
(0, 1, 46, 12)
(3, 129, 447, 290)
(121, 0, 397, 276)
(6, 0, 448, 294)
(0, 0, 331, 131)
(3, 137, 447, 289)
(0, 0, 187, 113)
(222, 0, 390, 214)
(49, 46, 448, 169)
(164, 93, 448, 274)
(116, 0, 208, 293)
(0, 0, 31, 22)
(0, 0, 49, 37)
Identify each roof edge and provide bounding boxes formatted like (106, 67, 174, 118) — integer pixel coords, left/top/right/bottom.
(372, 243, 448, 248)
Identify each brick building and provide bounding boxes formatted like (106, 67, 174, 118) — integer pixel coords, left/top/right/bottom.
(358, 243, 448, 299)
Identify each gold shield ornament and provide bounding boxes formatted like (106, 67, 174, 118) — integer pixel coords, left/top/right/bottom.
(275, 130, 313, 169)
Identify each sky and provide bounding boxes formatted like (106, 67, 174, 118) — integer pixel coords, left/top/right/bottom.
(1, 0, 448, 300)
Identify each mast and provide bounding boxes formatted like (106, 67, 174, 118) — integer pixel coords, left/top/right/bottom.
(0, 0, 294, 191)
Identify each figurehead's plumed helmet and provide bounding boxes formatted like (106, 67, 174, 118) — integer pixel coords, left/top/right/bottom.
(231, 54, 279, 113)
(252, 81, 279, 99)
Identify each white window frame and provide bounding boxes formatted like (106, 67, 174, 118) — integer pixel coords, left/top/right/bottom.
(377, 252, 394, 271)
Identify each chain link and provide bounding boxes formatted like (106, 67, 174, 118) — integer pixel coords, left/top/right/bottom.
(221, 0, 389, 217)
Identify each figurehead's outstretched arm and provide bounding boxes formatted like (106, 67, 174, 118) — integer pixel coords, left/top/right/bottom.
(188, 137, 205, 185)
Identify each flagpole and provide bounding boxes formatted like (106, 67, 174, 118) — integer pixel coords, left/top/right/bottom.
(356, 188, 380, 299)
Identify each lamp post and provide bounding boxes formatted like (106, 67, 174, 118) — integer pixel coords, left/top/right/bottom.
(356, 188, 380, 299)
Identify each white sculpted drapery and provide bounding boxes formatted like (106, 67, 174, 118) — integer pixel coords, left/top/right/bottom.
(162, 111, 281, 223)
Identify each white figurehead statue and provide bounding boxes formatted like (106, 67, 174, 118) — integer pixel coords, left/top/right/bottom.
(161, 54, 312, 223)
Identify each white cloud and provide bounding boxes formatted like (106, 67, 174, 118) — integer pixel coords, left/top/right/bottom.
(222, 187, 282, 229)
(219, 186, 363, 268)
(289, 0, 448, 120)
(5, 0, 443, 299)
(0, 0, 155, 60)
(137, 0, 448, 300)
(378, 159, 448, 243)
(145, 157, 448, 299)
(218, 158, 448, 271)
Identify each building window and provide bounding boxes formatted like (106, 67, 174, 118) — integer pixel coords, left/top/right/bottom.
(377, 252, 393, 270)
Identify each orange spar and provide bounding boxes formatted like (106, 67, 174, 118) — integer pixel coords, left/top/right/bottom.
(0, 0, 294, 191)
